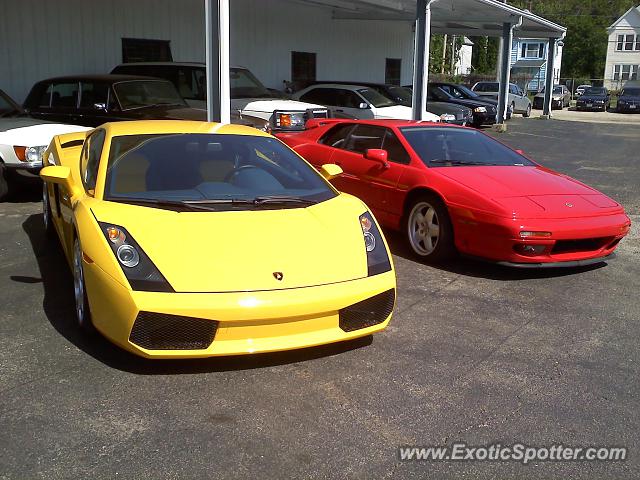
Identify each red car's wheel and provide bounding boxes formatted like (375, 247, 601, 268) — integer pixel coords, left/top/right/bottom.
(405, 194, 455, 262)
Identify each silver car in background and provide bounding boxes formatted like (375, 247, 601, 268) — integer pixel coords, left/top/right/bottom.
(471, 81, 532, 118)
(532, 85, 571, 110)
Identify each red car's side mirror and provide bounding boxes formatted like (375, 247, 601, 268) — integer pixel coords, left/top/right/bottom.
(365, 149, 389, 168)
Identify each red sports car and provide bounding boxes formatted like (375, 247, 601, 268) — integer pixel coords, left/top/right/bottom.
(277, 119, 631, 267)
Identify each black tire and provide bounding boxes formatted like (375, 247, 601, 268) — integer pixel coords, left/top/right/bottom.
(403, 193, 455, 263)
(42, 182, 56, 237)
(523, 104, 532, 118)
(506, 103, 514, 120)
(0, 163, 8, 201)
(72, 237, 94, 333)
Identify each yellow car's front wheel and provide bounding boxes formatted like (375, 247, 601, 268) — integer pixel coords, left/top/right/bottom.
(73, 237, 93, 332)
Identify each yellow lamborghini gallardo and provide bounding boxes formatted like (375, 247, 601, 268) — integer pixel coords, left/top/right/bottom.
(40, 121, 395, 358)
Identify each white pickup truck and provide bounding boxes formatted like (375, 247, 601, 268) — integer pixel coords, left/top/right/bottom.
(0, 89, 90, 200)
(111, 62, 330, 132)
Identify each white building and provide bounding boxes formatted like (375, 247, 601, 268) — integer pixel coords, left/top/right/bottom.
(604, 5, 640, 90)
(454, 37, 474, 76)
(1, 0, 416, 103)
(0, 0, 565, 123)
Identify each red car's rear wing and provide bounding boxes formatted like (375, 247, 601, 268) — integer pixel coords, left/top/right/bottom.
(304, 118, 348, 130)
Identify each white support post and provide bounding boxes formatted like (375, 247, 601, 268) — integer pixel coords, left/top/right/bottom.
(411, 0, 433, 121)
(542, 38, 556, 118)
(496, 22, 513, 125)
(205, 0, 230, 123)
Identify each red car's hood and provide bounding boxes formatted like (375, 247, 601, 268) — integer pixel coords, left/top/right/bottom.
(436, 166, 622, 219)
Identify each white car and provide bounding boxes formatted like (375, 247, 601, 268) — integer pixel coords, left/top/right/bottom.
(0, 89, 90, 200)
(291, 83, 441, 122)
(575, 84, 592, 97)
(111, 63, 330, 131)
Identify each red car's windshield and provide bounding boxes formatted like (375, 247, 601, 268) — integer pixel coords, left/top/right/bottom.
(400, 127, 535, 167)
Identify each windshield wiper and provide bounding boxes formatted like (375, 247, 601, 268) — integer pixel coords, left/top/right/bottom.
(429, 159, 496, 166)
(124, 102, 185, 111)
(252, 195, 318, 206)
(110, 197, 232, 211)
(110, 196, 316, 211)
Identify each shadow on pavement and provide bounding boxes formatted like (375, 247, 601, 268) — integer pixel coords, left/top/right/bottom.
(20, 213, 373, 375)
(383, 229, 607, 281)
(3, 174, 41, 203)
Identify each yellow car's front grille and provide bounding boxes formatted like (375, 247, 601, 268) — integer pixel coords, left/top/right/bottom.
(129, 311, 219, 350)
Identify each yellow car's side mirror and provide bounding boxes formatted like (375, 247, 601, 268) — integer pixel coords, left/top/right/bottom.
(40, 166, 82, 198)
(320, 163, 343, 181)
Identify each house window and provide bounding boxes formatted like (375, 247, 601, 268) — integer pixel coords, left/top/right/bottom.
(617, 34, 625, 51)
(625, 34, 635, 51)
(622, 64, 631, 80)
(291, 51, 316, 88)
(521, 42, 544, 59)
(122, 38, 172, 63)
(614, 64, 639, 81)
(385, 58, 401, 85)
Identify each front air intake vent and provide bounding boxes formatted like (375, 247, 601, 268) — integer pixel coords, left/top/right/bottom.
(339, 289, 395, 332)
(129, 312, 218, 350)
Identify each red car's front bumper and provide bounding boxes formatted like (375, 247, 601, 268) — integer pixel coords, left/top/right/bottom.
(452, 210, 631, 267)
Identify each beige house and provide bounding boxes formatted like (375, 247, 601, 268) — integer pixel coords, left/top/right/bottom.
(604, 5, 640, 90)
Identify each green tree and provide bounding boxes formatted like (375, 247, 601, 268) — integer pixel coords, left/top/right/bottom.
(470, 36, 500, 74)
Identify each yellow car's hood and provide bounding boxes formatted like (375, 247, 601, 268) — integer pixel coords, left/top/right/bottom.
(91, 194, 369, 293)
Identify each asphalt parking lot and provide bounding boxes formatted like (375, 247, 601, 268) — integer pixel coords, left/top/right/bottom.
(1, 118, 639, 479)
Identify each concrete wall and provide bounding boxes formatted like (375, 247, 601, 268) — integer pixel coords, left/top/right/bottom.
(0, 0, 415, 103)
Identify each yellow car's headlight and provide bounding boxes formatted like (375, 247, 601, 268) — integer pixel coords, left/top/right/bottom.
(100, 222, 174, 292)
(359, 211, 391, 276)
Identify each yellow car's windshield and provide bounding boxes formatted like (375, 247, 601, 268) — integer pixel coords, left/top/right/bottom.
(104, 133, 335, 209)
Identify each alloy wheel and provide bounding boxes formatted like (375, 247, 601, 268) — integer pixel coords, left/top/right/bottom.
(42, 183, 50, 231)
(73, 239, 87, 327)
(408, 201, 440, 256)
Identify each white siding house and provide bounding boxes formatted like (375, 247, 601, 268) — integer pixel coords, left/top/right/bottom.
(604, 5, 640, 90)
(510, 38, 563, 92)
(0, 0, 415, 103)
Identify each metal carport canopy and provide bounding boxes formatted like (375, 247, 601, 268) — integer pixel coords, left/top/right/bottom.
(312, 0, 566, 39)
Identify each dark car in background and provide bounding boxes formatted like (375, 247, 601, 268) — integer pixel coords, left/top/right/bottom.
(424, 84, 497, 127)
(575, 87, 610, 111)
(23, 75, 207, 127)
(111, 62, 330, 131)
(616, 86, 640, 113)
(0, 89, 23, 118)
(431, 82, 499, 108)
(308, 81, 473, 125)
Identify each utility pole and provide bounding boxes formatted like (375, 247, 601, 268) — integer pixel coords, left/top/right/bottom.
(441, 34, 448, 74)
(450, 35, 456, 74)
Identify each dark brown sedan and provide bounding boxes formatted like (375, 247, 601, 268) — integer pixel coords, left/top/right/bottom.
(23, 75, 208, 128)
